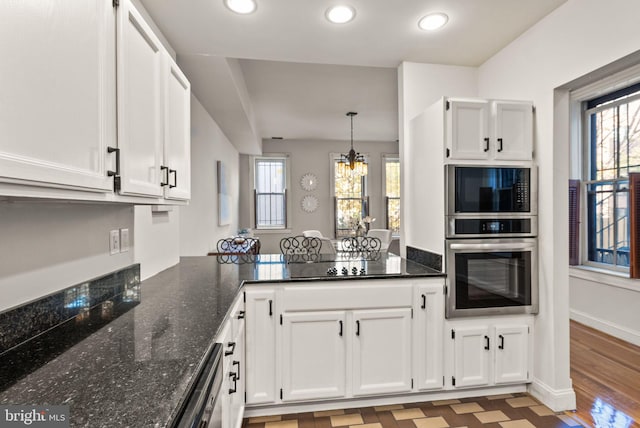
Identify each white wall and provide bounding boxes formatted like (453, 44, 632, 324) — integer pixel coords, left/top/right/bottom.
(179, 95, 240, 256)
(0, 202, 134, 312)
(476, 0, 640, 411)
(398, 62, 478, 256)
(242, 138, 398, 253)
(134, 205, 180, 280)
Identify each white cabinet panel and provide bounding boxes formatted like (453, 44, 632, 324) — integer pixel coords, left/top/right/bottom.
(452, 326, 491, 388)
(0, 0, 115, 192)
(281, 311, 346, 401)
(415, 282, 444, 390)
(353, 308, 412, 396)
(447, 100, 491, 161)
(117, 0, 163, 197)
(245, 290, 277, 404)
(493, 102, 533, 161)
(494, 324, 529, 384)
(163, 54, 191, 200)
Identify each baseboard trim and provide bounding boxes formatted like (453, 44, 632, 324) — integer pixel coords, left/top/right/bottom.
(570, 309, 640, 347)
(245, 385, 527, 417)
(528, 379, 576, 412)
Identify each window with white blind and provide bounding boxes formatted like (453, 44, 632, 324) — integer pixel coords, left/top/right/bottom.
(254, 157, 287, 229)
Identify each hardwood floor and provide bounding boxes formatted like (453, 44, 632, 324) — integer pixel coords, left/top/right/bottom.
(569, 320, 640, 427)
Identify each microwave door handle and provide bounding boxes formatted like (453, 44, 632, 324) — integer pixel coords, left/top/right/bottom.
(449, 242, 535, 251)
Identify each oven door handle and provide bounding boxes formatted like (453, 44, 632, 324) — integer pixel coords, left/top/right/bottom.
(449, 242, 535, 251)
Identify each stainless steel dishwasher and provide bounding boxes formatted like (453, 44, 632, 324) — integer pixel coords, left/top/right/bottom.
(171, 343, 223, 428)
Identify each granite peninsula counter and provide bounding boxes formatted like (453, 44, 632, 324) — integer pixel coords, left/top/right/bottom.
(0, 254, 443, 428)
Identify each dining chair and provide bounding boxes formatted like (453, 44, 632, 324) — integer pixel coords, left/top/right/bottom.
(367, 229, 392, 251)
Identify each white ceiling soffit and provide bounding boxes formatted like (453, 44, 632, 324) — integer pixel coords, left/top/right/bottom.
(139, 0, 567, 68)
(239, 60, 398, 141)
(178, 55, 262, 155)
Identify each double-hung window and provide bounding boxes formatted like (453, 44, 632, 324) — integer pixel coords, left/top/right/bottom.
(580, 83, 640, 270)
(254, 156, 287, 229)
(333, 157, 368, 237)
(384, 155, 400, 236)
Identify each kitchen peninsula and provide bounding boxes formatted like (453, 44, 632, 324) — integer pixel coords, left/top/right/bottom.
(0, 253, 444, 428)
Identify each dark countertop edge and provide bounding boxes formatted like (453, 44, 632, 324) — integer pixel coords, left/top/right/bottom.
(241, 272, 446, 285)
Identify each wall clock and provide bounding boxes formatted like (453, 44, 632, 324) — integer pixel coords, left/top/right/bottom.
(300, 173, 318, 191)
(301, 195, 319, 213)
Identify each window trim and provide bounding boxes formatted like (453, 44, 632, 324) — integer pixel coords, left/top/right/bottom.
(251, 154, 290, 230)
(382, 153, 400, 237)
(572, 70, 640, 273)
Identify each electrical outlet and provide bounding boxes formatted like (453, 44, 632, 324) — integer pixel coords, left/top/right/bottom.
(120, 228, 130, 253)
(109, 229, 120, 255)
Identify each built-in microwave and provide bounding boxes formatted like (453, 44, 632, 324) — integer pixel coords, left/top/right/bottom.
(445, 238, 538, 318)
(445, 165, 537, 238)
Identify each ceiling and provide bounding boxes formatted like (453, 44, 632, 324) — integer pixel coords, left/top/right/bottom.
(139, 0, 567, 152)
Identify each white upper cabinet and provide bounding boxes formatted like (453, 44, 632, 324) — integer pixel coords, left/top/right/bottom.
(163, 55, 191, 200)
(116, 0, 164, 197)
(446, 98, 533, 162)
(0, 0, 116, 192)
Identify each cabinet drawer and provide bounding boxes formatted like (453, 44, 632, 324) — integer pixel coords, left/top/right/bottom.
(282, 282, 413, 311)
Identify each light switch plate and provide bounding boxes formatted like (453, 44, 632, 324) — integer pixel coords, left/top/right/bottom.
(109, 229, 120, 255)
(120, 228, 130, 253)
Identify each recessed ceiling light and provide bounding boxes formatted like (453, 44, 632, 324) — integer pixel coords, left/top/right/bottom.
(418, 13, 448, 31)
(325, 5, 356, 24)
(224, 0, 257, 14)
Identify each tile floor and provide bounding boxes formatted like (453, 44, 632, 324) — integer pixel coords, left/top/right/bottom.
(243, 393, 586, 428)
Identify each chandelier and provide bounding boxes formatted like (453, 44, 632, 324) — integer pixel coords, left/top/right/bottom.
(337, 112, 368, 176)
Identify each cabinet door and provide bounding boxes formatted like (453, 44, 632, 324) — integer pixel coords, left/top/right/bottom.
(352, 308, 412, 396)
(245, 290, 277, 404)
(493, 101, 533, 161)
(0, 0, 115, 192)
(163, 54, 191, 200)
(228, 321, 245, 428)
(452, 326, 490, 388)
(415, 283, 444, 390)
(447, 99, 491, 160)
(494, 325, 529, 384)
(281, 311, 347, 401)
(117, 0, 164, 197)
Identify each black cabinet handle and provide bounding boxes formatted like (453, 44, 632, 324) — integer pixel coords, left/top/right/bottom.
(339, 320, 343, 336)
(160, 166, 169, 186)
(233, 360, 240, 380)
(499, 334, 504, 350)
(484, 335, 490, 350)
(421, 294, 426, 309)
(237, 310, 245, 320)
(497, 138, 503, 152)
(484, 138, 490, 152)
(356, 320, 360, 336)
(224, 341, 236, 356)
(229, 372, 237, 394)
(268, 300, 273, 316)
(107, 147, 120, 176)
(169, 169, 177, 188)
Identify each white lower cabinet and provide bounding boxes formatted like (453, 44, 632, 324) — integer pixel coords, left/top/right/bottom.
(352, 308, 413, 396)
(220, 297, 245, 428)
(245, 290, 277, 404)
(414, 282, 444, 390)
(449, 319, 532, 388)
(281, 311, 347, 401)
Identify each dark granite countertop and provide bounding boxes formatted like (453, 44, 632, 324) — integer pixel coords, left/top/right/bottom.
(0, 254, 443, 427)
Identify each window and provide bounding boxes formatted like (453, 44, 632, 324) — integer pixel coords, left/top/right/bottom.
(333, 158, 368, 237)
(583, 83, 640, 269)
(384, 156, 400, 236)
(254, 156, 287, 229)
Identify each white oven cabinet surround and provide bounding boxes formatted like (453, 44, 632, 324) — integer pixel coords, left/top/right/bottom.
(444, 317, 533, 389)
(244, 279, 532, 415)
(0, 0, 190, 204)
(445, 98, 533, 162)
